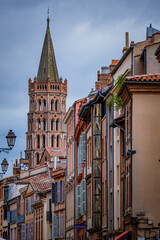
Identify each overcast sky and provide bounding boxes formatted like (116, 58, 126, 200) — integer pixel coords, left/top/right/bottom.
(0, 0, 160, 177)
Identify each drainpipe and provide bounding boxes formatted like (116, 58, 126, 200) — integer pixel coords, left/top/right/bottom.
(111, 105, 114, 239)
(73, 103, 76, 240)
(125, 87, 133, 209)
(131, 46, 134, 76)
(106, 102, 108, 240)
(144, 48, 147, 74)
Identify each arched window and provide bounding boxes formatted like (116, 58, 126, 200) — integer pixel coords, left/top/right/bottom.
(56, 120, 59, 131)
(43, 135, 45, 148)
(39, 100, 41, 111)
(37, 135, 40, 148)
(38, 119, 41, 130)
(37, 153, 39, 165)
(44, 100, 46, 111)
(43, 119, 46, 130)
(51, 119, 54, 130)
(51, 100, 54, 111)
(51, 135, 54, 147)
(57, 135, 60, 148)
(55, 100, 58, 111)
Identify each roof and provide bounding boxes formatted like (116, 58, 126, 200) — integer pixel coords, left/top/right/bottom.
(31, 178, 52, 193)
(45, 147, 66, 158)
(15, 172, 47, 184)
(48, 161, 67, 170)
(125, 73, 160, 82)
(37, 17, 59, 83)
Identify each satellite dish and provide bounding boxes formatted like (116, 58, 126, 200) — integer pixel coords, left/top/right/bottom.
(24, 166, 28, 170)
(20, 163, 24, 167)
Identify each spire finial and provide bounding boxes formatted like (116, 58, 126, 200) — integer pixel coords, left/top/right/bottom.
(47, 8, 50, 28)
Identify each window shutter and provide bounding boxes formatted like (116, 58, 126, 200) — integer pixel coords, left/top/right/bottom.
(49, 198, 52, 213)
(80, 135, 83, 169)
(51, 182, 55, 203)
(82, 132, 86, 163)
(7, 211, 10, 223)
(60, 214, 63, 238)
(57, 181, 60, 203)
(76, 185, 81, 219)
(62, 180, 64, 202)
(78, 145, 80, 175)
(83, 179, 86, 213)
(56, 215, 59, 238)
(31, 197, 33, 211)
(80, 181, 83, 214)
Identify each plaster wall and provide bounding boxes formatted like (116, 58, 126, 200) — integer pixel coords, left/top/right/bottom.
(147, 43, 160, 74)
(113, 52, 131, 80)
(132, 93, 160, 225)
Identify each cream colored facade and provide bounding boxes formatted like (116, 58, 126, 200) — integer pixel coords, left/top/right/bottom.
(63, 107, 74, 240)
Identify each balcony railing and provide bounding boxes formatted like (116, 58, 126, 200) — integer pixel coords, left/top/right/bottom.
(17, 214, 25, 224)
(46, 211, 52, 222)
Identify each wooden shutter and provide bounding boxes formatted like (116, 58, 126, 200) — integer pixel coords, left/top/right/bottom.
(7, 211, 10, 223)
(83, 179, 86, 213)
(62, 180, 64, 202)
(57, 181, 60, 203)
(51, 182, 55, 203)
(60, 214, 63, 238)
(82, 132, 86, 163)
(53, 215, 58, 239)
(76, 185, 81, 219)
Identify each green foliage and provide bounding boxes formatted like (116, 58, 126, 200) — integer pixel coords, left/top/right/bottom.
(107, 75, 125, 111)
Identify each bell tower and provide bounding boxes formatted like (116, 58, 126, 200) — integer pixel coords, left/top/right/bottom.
(25, 16, 67, 168)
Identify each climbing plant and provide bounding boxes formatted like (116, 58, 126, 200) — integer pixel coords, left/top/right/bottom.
(107, 74, 125, 111)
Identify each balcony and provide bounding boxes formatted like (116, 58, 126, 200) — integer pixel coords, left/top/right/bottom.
(17, 214, 25, 224)
(46, 211, 52, 222)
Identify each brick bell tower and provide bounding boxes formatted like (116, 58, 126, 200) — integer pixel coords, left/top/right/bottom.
(25, 16, 67, 168)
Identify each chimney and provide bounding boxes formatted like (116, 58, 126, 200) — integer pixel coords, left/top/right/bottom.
(20, 152, 22, 159)
(123, 32, 129, 54)
(54, 156, 57, 169)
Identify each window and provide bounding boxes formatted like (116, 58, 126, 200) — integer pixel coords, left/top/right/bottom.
(53, 215, 58, 239)
(39, 100, 41, 111)
(76, 180, 86, 219)
(43, 135, 45, 148)
(57, 135, 60, 148)
(37, 153, 39, 165)
(56, 120, 59, 131)
(51, 119, 54, 130)
(55, 100, 58, 111)
(57, 181, 60, 203)
(37, 135, 40, 148)
(51, 100, 54, 111)
(60, 214, 63, 238)
(44, 100, 46, 111)
(38, 119, 41, 130)
(43, 119, 46, 130)
(51, 135, 54, 147)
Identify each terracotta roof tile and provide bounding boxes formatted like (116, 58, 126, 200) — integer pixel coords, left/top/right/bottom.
(31, 178, 52, 193)
(15, 172, 47, 184)
(125, 73, 160, 82)
(45, 147, 66, 158)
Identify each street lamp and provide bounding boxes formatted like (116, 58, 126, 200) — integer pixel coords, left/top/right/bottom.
(0, 130, 16, 153)
(1, 158, 9, 174)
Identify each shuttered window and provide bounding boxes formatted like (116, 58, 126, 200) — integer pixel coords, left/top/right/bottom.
(21, 223, 26, 240)
(82, 132, 86, 163)
(57, 181, 60, 203)
(60, 214, 63, 238)
(76, 185, 81, 219)
(53, 215, 58, 239)
(80, 180, 86, 215)
(52, 182, 55, 203)
(62, 180, 64, 202)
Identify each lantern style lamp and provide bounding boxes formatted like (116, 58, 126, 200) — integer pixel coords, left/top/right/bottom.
(6, 130, 16, 149)
(1, 158, 9, 174)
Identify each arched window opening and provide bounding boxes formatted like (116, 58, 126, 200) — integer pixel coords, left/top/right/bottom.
(39, 100, 41, 111)
(51, 119, 54, 130)
(55, 100, 58, 112)
(43, 135, 45, 148)
(51, 135, 54, 147)
(43, 119, 46, 130)
(56, 120, 59, 131)
(37, 153, 40, 165)
(57, 135, 60, 148)
(37, 135, 40, 148)
(44, 100, 46, 111)
(38, 119, 41, 130)
(51, 100, 54, 111)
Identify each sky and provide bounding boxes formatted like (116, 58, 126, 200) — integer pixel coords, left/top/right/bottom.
(0, 0, 160, 177)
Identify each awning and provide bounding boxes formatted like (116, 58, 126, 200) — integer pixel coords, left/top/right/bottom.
(114, 231, 129, 240)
